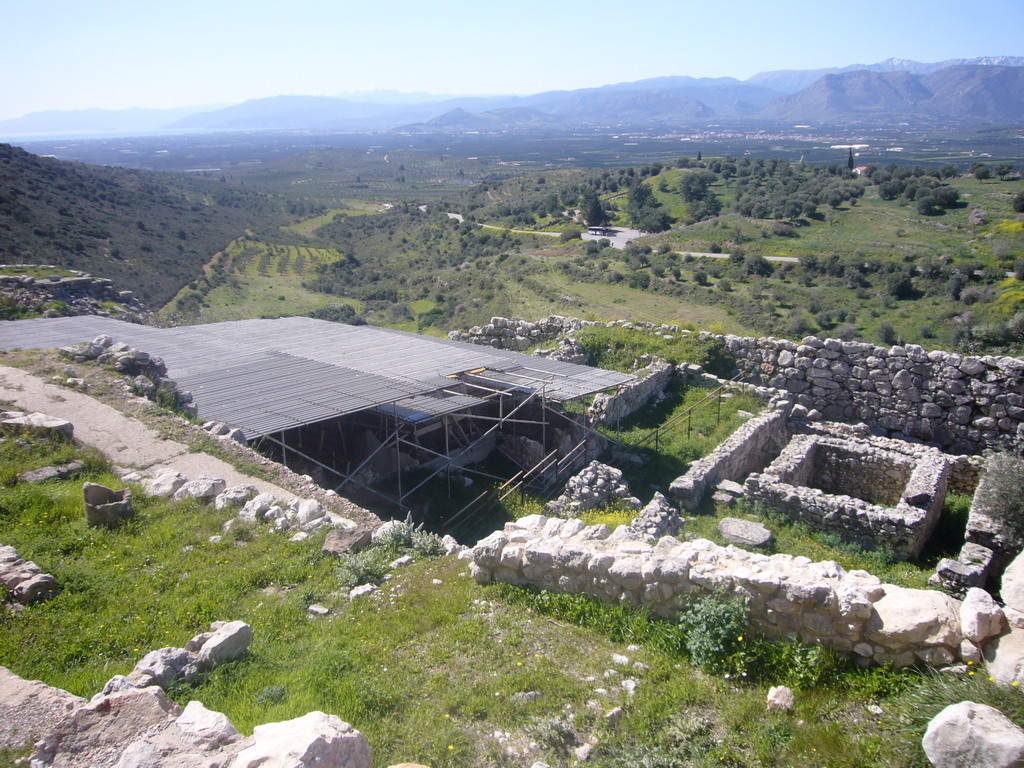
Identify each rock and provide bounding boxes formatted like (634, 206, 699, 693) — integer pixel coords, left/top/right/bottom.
(215, 484, 259, 510)
(719, 517, 773, 548)
(143, 470, 187, 498)
(629, 492, 684, 541)
(0, 666, 86, 752)
(18, 460, 84, 484)
(31, 686, 182, 768)
(175, 700, 240, 748)
(441, 534, 465, 555)
(232, 711, 371, 768)
(307, 604, 330, 616)
(984, 625, 1024, 685)
(2, 412, 73, 440)
(323, 527, 372, 557)
(349, 584, 378, 600)
(174, 476, 227, 504)
(127, 647, 198, 689)
(766, 685, 795, 712)
(1001, 549, 1024, 614)
(866, 586, 962, 651)
(294, 499, 326, 528)
(239, 493, 280, 522)
(390, 555, 414, 569)
(960, 588, 1006, 645)
(83, 482, 133, 527)
(196, 621, 252, 668)
(922, 701, 1024, 768)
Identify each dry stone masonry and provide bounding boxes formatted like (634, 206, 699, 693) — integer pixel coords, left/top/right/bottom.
(588, 356, 674, 426)
(0, 265, 145, 319)
(745, 432, 952, 558)
(470, 514, 1007, 668)
(704, 332, 1024, 453)
(60, 335, 196, 416)
(448, 315, 602, 351)
(545, 460, 641, 516)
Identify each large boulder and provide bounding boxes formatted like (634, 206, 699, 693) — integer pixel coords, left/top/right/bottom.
(865, 585, 962, 652)
(31, 686, 182, 767)
(922, 700, 1024, 768)
(984, 626, 1024, 685)
(231, 711, 372, 768)
(0, 666, 85, 752)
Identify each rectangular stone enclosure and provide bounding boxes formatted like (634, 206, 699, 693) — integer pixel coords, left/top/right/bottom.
(745, 434, 950, 558)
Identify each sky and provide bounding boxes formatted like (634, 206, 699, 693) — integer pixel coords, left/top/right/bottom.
(2, 0, 1022, 121)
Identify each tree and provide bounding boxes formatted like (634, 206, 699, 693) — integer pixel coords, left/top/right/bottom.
(847, 148, 854, 170)
(580, 189, 608, 226)
(1014, 190, 1024, 213)
(971, 163, 992, 181)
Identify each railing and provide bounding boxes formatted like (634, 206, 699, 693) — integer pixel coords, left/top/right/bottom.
(622, 371, 750, 453)
(444, 435, 591, 532)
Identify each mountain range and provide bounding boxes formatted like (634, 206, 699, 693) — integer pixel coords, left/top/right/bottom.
(2, 56, 1023, 138)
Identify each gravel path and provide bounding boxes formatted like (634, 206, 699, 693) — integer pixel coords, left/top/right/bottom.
(0, 364, 296, 499)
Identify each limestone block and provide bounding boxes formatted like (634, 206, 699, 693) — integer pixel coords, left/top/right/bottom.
(2, 412, 73, 440)
(173, 476, 227, 504)
(865, 586, 962, 649)
(960, 588, 1007, 645)
(1002, 549, 1024, 614)
(175, 700, 240, 748)
(144, 470, 187, 498)
(922, 701, 1024, 768)
(718, 518, 773, 548)
(766, 685, 795, 712)
(215, 484, 259, 510)
(196, 621, 252, 668)
(231, 711, 371, 768)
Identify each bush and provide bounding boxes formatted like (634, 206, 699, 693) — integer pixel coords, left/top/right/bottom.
(677, 593, 749, 674)
(336, 548, 391, 590)
(976, 453, 1024, 546)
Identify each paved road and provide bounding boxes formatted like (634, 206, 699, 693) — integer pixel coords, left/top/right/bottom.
(581, 227, 644, 250)
(0, 365, 294, 498)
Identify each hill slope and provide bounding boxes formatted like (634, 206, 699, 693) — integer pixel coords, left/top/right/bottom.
(760, 65, 1024, 121)
(0, 144, 285, 306)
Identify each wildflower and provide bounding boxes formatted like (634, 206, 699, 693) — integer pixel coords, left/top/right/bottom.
(448, 745, 454, 750)
(517, 662, 523, 667)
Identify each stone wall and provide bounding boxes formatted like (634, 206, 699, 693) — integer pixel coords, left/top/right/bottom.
(744, 434, 950, 558)
(0, 265, 145, 318)
(588, 358, 673, 426)
(448, 315, 602, 351)
(669, 402, 792, 509)
(470, 514, 1006, 667)
(704, 332, 1024, 453)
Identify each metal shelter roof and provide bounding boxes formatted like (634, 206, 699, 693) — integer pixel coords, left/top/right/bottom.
(0, 316, 633, 440)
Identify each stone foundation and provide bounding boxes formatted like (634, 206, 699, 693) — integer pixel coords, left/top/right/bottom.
(589, 357, 674, 426)
(470, 514, 1004, 667)
(669, 401, 792, 510)
(744, 433, 950, 558)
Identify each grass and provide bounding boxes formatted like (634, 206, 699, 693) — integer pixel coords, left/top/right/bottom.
(2, 419, 1019, 766)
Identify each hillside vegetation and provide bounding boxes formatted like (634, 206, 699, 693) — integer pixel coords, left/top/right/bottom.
(0, 144, 287, 307)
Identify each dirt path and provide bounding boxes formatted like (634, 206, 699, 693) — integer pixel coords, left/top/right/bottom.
(0, 365, 295, 499)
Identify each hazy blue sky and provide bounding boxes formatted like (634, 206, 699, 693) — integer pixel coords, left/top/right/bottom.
(2, 0, 1021, 120)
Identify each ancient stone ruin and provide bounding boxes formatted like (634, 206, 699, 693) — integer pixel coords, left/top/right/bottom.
(469, 514, 1008, 668)
(0, 545, 59, 604)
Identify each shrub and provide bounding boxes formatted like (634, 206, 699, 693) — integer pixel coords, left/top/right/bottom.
(976, 453, 1024, 546)
(677, 593, 749, 674)
(336, 548, 391, 590)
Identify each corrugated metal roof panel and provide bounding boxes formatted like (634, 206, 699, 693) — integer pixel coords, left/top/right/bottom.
(0, 316, 634, 437)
